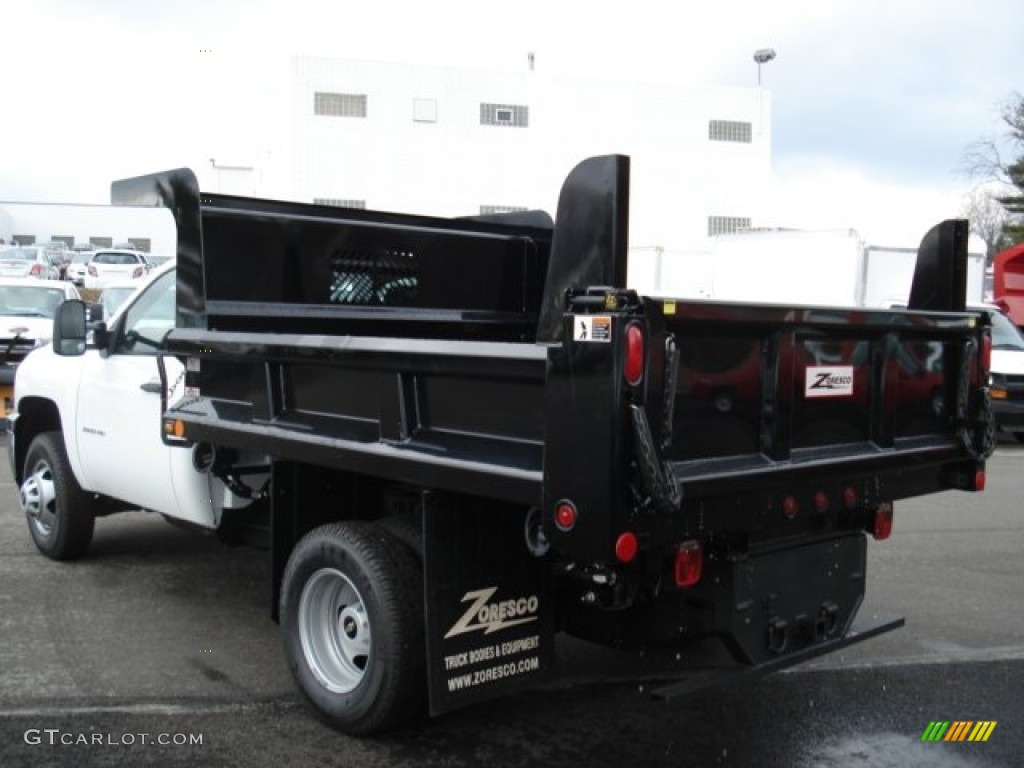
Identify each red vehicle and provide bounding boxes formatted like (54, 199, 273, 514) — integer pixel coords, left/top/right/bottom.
(993, 243, 1024, 327)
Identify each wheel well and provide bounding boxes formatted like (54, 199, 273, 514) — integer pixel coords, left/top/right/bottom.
(12, 397, 62, 484)
(269, 462, 426, 623)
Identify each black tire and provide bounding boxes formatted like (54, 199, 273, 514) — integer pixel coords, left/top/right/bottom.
(1014, 432, 1024, 445)
(21, 431, 95, 560)
(280, 521, 426, 734)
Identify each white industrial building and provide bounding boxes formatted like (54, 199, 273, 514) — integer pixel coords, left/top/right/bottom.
(278, 57, 772, 253)
(4, 57, 772, 276)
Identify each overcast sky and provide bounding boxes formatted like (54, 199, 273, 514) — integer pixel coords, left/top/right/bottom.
(2, 0, 1022, 244)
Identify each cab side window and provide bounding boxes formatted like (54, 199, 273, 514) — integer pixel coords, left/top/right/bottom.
(114, 271, 176, 356)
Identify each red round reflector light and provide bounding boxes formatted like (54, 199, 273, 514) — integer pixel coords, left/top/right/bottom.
(843, 487, 858, 508)
(814, 491, 829, 513)
(624, 323, 645, 386)
(615, 532, 638, 563)
(782, 496, 798, 518)
(554, 501, 577, 531)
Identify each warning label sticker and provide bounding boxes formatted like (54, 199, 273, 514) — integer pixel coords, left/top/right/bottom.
(574, 316, 612, 342)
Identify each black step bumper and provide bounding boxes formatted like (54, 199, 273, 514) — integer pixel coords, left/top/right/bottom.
(651, 615, 905, 701)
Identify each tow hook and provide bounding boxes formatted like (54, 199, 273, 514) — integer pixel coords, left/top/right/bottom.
(767, 617, 788, 654)
(796, 601, 841, 645)
(819, 601, 840, 637)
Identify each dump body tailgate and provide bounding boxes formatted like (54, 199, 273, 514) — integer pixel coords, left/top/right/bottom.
(663, 299, 990, 484)
(541, 292, 992, 563)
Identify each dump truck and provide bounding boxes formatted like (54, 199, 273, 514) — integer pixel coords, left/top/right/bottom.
(10, 155, 994, 734)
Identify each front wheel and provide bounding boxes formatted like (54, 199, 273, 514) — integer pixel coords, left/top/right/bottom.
(280, 522, 426, 734)
(21, 431, 95, 560)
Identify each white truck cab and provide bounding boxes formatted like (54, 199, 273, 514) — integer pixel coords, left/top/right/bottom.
(8, 263, 263, 559)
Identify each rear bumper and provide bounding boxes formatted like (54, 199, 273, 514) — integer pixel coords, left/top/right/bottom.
(651, 615, 905, 700)
(992, 398, 1024, 432)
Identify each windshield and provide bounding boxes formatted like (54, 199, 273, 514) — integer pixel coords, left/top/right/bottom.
(101, 286, 137, 317)
(0, 285, 66, 317)
(93, 252, 139, 265)
(990, 310, 1024, 350)
(0, 249, 36, 261)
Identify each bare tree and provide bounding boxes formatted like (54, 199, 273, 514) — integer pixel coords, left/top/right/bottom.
(961, 93, 1024, 247)
(960, 92, 1024, 180)
(961, 186, 1011, 264)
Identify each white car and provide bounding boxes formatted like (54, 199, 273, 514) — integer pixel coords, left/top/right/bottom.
(0, 277, 81, 421)
(0, 246, 63, 280)
(66, 250, 96, 286)
(84, 249, 149, 290)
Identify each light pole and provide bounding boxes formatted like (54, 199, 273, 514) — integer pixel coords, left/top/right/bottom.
(753, 48, 776, 87)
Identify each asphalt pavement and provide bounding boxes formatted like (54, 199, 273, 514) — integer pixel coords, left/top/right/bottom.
(0, 442, 1022, 767)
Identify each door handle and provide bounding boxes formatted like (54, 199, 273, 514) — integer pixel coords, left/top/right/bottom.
(140, 380, 162, 393)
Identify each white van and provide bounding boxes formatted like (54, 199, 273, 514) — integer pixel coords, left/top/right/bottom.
(986, 306, 1024, 443)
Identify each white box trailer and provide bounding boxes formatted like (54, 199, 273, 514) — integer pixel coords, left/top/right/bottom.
(707, 229, 866, 306)
(631, 227, 986, 308)
(861, 244, 986, 308)
(627, 246, 714, 299)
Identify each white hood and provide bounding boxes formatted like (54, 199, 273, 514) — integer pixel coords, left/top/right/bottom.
(991, 349, 1024, 376)
(1, 316, 53, 344)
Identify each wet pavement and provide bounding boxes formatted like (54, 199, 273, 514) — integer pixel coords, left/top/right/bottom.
(1, 443, 1022, 767)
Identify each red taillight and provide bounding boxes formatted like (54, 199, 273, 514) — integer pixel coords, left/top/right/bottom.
(980, 331, 992, 375)
(872, 502, 894, 540)
(843, 487, 858, 508)
(975, 469, 986, 492)
(674, 540, 703, 587)
(554, 500, 577, 532)
(88, 265, 98, 276)
(782, 495, 798, 518)
(814, 491, 829, 513)
(132, 266, 144, 278)
(614, 532, 638, 563)
(29, 263, 43, 275)
(624, 323, 645, 386)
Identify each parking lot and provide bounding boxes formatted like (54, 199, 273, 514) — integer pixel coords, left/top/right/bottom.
(1, 441, 1022, 767)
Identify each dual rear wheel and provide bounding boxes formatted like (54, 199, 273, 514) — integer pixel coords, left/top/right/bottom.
(280, 520, 425, 734)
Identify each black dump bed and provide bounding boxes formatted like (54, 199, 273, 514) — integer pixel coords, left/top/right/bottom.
(113, 155, 994, 565)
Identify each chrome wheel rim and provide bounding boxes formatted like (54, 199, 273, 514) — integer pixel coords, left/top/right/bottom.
(298, 568, 371, 693)
(21, 458, 58, 539)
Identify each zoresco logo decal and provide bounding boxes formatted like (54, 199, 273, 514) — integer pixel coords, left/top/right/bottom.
(805, 365, 855, 398)
(444, 587, 539, 639)
(921, 721, 997, 742)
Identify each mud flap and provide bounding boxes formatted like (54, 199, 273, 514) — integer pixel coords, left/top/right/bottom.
(423, 496, 553, 716)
